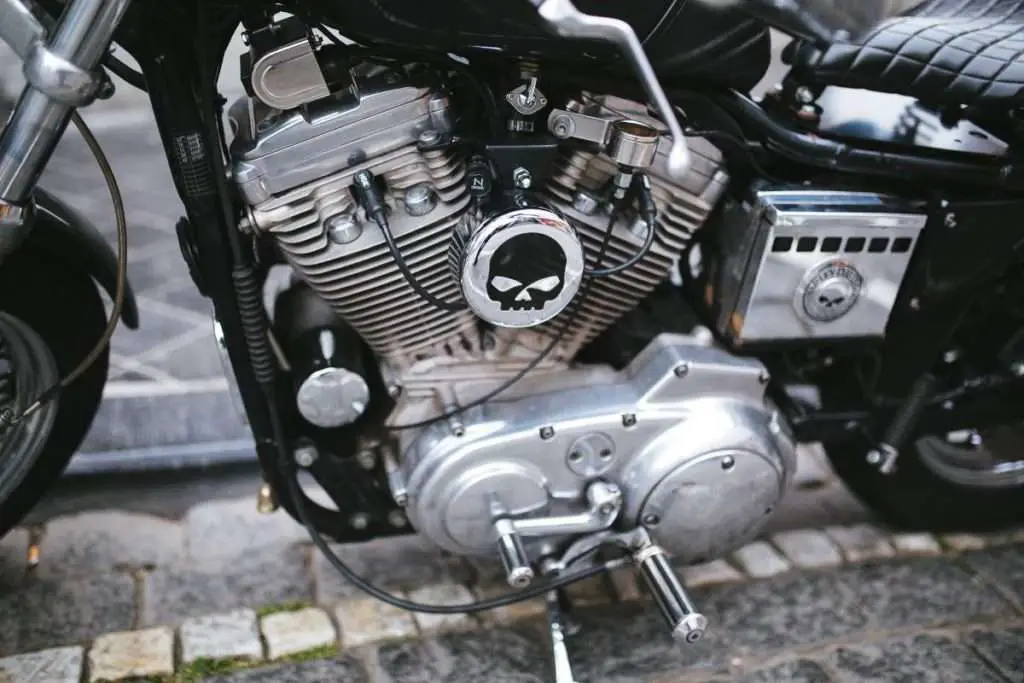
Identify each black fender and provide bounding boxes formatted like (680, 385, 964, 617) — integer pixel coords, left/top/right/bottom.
(19, 187, 139, 329)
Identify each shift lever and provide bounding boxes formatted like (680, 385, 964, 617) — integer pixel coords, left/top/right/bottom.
(528, 0, 692, 181)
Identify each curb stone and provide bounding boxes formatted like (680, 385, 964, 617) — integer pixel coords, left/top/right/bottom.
(0, 524, 1019, 681)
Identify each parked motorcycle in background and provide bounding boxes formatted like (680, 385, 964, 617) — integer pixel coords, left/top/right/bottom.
(1, 0, 1022, 677)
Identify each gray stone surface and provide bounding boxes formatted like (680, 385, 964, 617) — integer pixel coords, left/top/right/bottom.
(964, 626, 1024, 682)
(0, 574, 135, 657)
(825, 524, 896, 563)
(184, 498, 308, 565)
(771, 530, 843, 570)
(37, 510, 183, 579)
(87, 627, 174, 682)
(0, 530, 27, 588)
(681, 560, 744, 587)
(375, 629, 551, 683)
(335, 597, 418, 649)
(142, 550, 311, 625)
(314, 536, 469, 604)
(730, 541, 792, 579)
(827, 633, 1004, 682)
(180, 609, 264, 664)
(890, 532, 943, 556)
(729, 659, 831, 683)
(205, 657, 368, 683)
(261, 607, 337, 660)
(0, 646, 83, 683)
(407, 584, 476, 634)
(963, 544, 1024, 606)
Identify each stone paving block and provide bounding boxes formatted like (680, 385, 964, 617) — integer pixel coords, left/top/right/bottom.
(793, 443, 833, 489)
(681, 560, 744, 588)
(87, 627, 174, 682)
(890, 532, 943, 556)
(407, 584, 475, 634)
(0, 530, 27, 587)
(314, 536, 469, 604)
(964, 626, 1024, 682)
(729, 659, 831, 683)
(471, 585, 546, 627)
(261, 607, 337, 660)
(771, 530, 843, 569)
(180, 609, 263, 664)
(825, 524, 896, 563)
(827, 633, 1004, 682)
(335, 596, 418, 649)
(963, 544, 1024, 606)
(941, 533, 989, 551)
(185, 498, 308, 564)
(730, 541, 792, 579)
(142, 548, 311, 625)
(38, 510, 184, 579)
(204, 656, 368, 682)
(0, 574, 135, 657)
(570, 601, 729, 682)
(375, 628, 551, 683)
(0, 646, 83, 683)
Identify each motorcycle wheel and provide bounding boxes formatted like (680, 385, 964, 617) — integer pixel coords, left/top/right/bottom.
(0, 251, 109, 538)
(825, 429, 1024, 532)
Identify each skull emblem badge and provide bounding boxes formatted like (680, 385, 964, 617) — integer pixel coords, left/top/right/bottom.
(800, 260, 863, 323)
(486, 233, 567, 311)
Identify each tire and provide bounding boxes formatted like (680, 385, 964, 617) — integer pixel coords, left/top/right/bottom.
(0, 251, 109, 538)
(824, 432, 1024, 532)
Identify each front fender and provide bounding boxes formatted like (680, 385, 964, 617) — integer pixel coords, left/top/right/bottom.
(20, 187, 139, 329)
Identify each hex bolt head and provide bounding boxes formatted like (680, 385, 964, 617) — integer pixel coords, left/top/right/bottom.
(540, 425, 555, 440)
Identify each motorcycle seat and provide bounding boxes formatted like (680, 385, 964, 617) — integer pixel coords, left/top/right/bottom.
(793, 0, 1024, 108)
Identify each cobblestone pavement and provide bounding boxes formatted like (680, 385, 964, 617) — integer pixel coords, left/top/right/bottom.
(0, 449, 1021, 682)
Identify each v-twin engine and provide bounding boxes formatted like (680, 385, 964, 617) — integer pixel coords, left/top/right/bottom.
(228, 63, 796, 568)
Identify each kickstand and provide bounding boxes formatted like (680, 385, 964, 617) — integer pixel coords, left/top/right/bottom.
(546, 589, 581, 683)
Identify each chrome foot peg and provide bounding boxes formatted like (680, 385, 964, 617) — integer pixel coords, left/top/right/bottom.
(632, 543, 708, 643)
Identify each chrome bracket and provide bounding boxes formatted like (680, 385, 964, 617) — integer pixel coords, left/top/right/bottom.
(23, 41, 105, 107)
(530, 0, 691, 180)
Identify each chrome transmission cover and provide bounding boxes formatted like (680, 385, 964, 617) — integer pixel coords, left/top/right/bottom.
(400, 333, 797, 563)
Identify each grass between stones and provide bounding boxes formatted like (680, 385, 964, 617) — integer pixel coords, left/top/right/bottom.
(255, 600, 313, 618)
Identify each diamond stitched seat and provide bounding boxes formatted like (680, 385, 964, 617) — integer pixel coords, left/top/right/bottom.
(797, 0, 1024, 107)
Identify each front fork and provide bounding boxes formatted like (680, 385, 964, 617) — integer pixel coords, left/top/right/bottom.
(0, 0, 131, 260)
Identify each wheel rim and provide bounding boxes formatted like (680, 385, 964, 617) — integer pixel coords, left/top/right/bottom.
(918, 428, 1024, 489)
(0, 312, 60, 502)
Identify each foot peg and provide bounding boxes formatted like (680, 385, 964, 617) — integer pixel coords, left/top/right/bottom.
(632, 543, 707, 643)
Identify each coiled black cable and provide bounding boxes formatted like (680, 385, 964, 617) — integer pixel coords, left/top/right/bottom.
(585, 173, 659, 278)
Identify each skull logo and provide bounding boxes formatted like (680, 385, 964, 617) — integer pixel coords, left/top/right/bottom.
(486, 233, 567, 311)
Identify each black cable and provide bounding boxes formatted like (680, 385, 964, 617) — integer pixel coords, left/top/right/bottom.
(287, 470, 616, 613)
(585, 174, 659, 278)
(373, 214, 469, 312)
(104, 54, 148, 92)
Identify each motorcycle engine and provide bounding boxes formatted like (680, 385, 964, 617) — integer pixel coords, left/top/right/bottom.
(229, 62, 795, 564)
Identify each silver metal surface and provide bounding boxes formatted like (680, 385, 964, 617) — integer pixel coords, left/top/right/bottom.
(566, 432, 616, 478)
(23, 41, 103, 107)
(295, 366, 369, 428)
(325, 213, 362, 245)
(918, 434, 1024, 489)
(547, 591, 581, 683)
(607, 120, 659, 170)
(0, 312, 60, 502)
(548, 109, 612, 145)
(512, 167, 532, 190)
(506, 78, 548, 116)
(512, 481, 621, 537)
(401, 333, 795, 560)
(0, 0, 132, 202)
(294, 444, 318, 468)
(533, 0, 690, 179)
(711, 189, 927, 344)
(456, 207, 585, 328)
(494, 517, 534, 587)
(249, 34, 330, 110)
(0, 0, 45, 60)
(402, 183, 436, 217)
(230, 65, 451, 204)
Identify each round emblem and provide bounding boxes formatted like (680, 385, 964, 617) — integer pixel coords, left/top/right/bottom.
(799, 260, 863, 323)
(456, 208, 584, 328)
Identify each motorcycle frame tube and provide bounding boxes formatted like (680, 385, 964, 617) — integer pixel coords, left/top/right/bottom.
(0, 0, 132, 203)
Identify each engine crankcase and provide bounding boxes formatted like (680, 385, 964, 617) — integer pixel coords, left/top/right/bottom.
(401, 333, 797, 563)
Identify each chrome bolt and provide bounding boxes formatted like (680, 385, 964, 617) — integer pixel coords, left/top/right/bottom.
(622, 413, 637, 427)
(513, 167, 532, 190)
(572, 189, 600, 215)
(418, 129, 441, 145)
(642, 513, 661, 526)
(403, 183, 437, 217)
(294, 445, 318, 468)
(721, 455, 735, 470)
(388, 383, 403, 398)
(326, 213, 362, 245)
(350, 513, 370, 530)
(394, 492, 409, 507)
(866, 450, 882, 465)
(256, 482, 278, 514)
(795, 86, 815, 104)
(551, 114, 573, 139)
(356, 450, 376, 470)
(540, 425, 555, 440)
(944, 213, 957, 228)
(674, 363, 690, 378)
(354, 170, 374, 189)
(942, 399, 955, 410)
(909, 297, 921, 311)
(388, 510, 407, 528)
(599, 502, 615, 516)
(759, 370, 771, 385)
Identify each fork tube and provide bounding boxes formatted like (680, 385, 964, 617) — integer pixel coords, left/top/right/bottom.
(0, 0, 132, 202)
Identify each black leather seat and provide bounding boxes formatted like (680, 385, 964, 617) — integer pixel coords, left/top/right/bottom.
(796, 0, 1024, 108)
